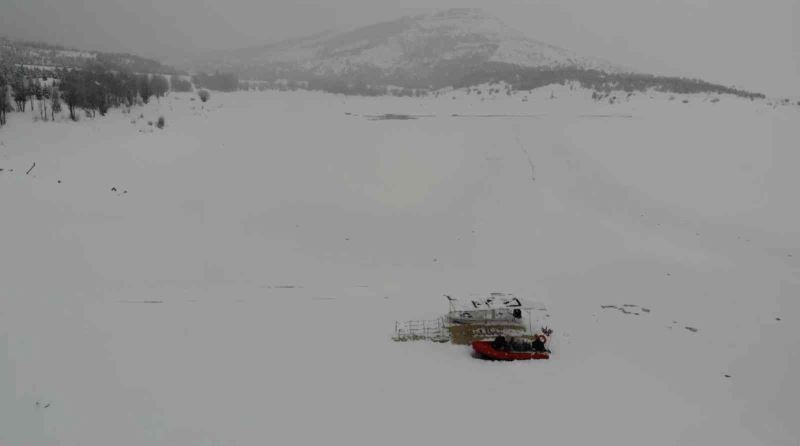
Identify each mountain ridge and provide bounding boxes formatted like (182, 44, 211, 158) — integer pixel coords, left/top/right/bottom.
(192, 9, 626, 86)
(188, 8, 763, 99)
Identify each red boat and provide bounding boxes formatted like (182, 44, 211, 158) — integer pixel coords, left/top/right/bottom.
(472, 338, 550, 361)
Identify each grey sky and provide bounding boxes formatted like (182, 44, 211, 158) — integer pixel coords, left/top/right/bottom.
(1, 0, 797, 96)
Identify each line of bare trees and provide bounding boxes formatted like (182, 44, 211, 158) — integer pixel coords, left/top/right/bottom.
(59, 67, 173, 121)
(0, 64, 183, 126)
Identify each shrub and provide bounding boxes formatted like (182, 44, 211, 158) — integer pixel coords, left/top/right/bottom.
(198, 89, 210, 102)
(156, 116, 165, 129)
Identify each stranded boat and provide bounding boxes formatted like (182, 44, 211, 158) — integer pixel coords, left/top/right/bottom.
(472, 334, 551, 360)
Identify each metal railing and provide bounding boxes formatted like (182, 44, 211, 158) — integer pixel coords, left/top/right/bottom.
(393, 318, 449, 342)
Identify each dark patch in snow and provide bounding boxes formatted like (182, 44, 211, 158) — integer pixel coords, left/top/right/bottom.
(452, 114, 543, 118)
(602, 304, 648, 316)
(684, 326, 699, 333)
(366, 114, 432, 120)
(579, 114, 633, 118)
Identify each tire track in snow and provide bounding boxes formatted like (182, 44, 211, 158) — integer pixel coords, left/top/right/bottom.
(512, 123, 535, 183)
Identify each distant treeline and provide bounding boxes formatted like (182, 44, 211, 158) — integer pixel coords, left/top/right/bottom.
(233, 77, 421, 97)
(0, 58, 254, 128)
(454, 63, 765, 99)
(226, 57, 764, 99)
(58, 67, 171, 120)
(0, 36, 207, 127)
(0, 62, 203, 126)
(171, 76, 193, 92)
(193, 72, 239, 92)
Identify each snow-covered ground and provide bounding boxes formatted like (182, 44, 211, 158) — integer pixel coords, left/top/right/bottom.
(1, 87, 798, 445)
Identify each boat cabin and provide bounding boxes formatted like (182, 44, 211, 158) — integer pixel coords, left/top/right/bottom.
(445, 293, 544, 325)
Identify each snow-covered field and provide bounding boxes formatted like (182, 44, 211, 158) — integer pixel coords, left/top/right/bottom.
(1, 87, 798, 445)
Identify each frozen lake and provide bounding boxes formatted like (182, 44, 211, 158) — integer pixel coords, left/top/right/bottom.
(2, 88, 798, 445)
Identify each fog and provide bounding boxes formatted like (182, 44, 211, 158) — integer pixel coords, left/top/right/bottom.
(1, 0, 798, 96)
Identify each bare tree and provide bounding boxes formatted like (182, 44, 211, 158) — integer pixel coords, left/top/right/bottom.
(0, 75, 11, 126)
(150, 75, 169, 100)
(51, 86, 62, 121)
(0, 85, 10, 126)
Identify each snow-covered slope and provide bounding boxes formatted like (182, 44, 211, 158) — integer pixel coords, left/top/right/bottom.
(1, 88, 798, 445)
(0, 36, 176, 74)
(199, 9, 623, 83)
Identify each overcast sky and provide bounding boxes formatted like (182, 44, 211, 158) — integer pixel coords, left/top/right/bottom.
(1, 0, 797, 96)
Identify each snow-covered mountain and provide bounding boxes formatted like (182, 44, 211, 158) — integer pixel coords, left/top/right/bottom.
(195, 9, 625, 87)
